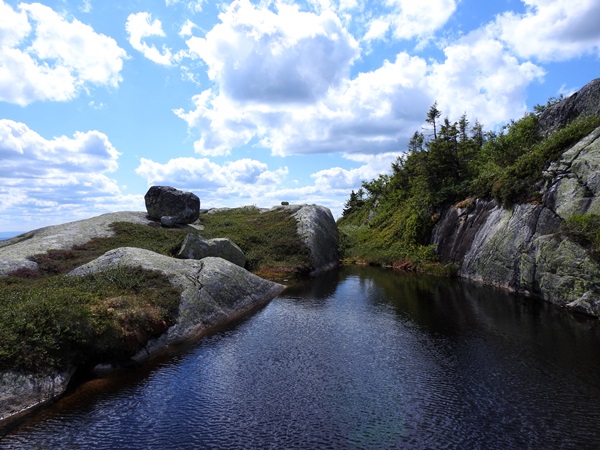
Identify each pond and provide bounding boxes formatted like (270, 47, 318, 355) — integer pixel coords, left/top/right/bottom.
(2, 266, 600, 449)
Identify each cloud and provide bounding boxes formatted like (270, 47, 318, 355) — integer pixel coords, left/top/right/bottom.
(135, 156, 289, 199)
(175, 1, 555, 158)
(176, 1, 442, 157)
(0, 120, 139, 230)
(185, 0, 359, 104)
(0, 1, 126, 106)
(126, 12, 174, 66)
(312, 152, 401, 190)
(428, 32, 546, 125)
(179, 19, 198, 38)
(80, 0, 92, 13)
(166, 0, 206, 13)
(176, 48, 432, 157)
(364, 0, 458, 42)
(134, 150, 399, 218)
(494, 0, 600, 62)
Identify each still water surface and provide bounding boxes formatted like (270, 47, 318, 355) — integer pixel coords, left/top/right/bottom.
(2, 266, 600, 449)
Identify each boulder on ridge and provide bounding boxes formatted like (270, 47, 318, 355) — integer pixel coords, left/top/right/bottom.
(145, 186, 200, 226)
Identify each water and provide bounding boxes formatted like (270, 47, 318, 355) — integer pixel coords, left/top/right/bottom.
(2, 266, 600, 449)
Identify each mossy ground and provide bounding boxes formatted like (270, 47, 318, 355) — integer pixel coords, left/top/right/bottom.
(0, 267, 180, 373)
(200, 208, 311, 278)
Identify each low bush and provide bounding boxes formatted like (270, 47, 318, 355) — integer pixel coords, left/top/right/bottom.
(0, 267, 180, 373)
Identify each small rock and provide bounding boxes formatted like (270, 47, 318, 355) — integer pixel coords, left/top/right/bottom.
(176, 234, 247, 268)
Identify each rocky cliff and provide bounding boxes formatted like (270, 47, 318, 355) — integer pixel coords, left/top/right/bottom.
(432, 124, 600, 318)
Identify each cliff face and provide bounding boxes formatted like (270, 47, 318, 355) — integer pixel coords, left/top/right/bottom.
(537, 78, 600, 137)
(432, 126, 600, 317)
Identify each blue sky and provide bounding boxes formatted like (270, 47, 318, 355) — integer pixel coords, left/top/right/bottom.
(0, 0, 599, 232)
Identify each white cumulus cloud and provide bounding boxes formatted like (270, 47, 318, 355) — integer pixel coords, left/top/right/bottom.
(126, 12, 174, 66)
(0, 1, 126, 106)
(0, 120, 139, 230)
(494, 0, 600, 62)
(428, 32, 546, 126)
(364, 0, 458, 42)
(135, 156, 289, 205)
(185, 0, 359, 104)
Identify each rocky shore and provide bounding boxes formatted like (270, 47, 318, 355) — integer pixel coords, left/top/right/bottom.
(0, 197, 339, 425)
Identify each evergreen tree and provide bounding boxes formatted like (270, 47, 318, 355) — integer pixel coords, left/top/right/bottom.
(426, 102, 441, 139)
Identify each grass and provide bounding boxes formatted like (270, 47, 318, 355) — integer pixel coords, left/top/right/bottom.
(200, 207, 312, 277)
(1, 208, 312, 373)
(489, 115, 600, 206)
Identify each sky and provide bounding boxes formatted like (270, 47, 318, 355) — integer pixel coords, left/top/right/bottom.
(0, 0, 599, 232)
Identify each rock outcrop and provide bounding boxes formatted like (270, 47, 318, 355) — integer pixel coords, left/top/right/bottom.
(292, 205, 340, 275)
(432, 126, 600, 317)
(145, 186, 200, 226)
(205, 204, 340, 275)
(176, 234, 247, 268)
(0, 201, 340, 424)
(0, 211, 152, 277)
(537, 78, 600, 137)
(0, 248, 284, 424)
(0, 371, 73, 423)
(68, 248, 285, 358)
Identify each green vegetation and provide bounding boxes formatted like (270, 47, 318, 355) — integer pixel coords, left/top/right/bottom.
(339, 102, 600, 271)
(1, 208, 310, 373)
(0, 267, 180, 373)
(27, 222, 193, 277)
(200, 207, 311, 277)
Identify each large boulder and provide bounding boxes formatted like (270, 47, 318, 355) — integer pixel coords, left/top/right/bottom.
(144, 186, 200, 226)
(68, 248, 285, 353)
(292, 205, 339, 275)
(176, 234, 247, 268)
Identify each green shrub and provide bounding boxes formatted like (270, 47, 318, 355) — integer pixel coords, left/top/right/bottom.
(338, 96, 600, 274)
(0, 267, 180, 373)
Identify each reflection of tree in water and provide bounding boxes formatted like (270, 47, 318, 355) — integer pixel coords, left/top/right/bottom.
(339, 265, 600, 374)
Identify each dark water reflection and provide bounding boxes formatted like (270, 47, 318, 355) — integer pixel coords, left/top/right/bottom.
(2, 266, 600, 449)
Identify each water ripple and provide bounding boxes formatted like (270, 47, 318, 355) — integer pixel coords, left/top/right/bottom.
(3, 266, 600, 449)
